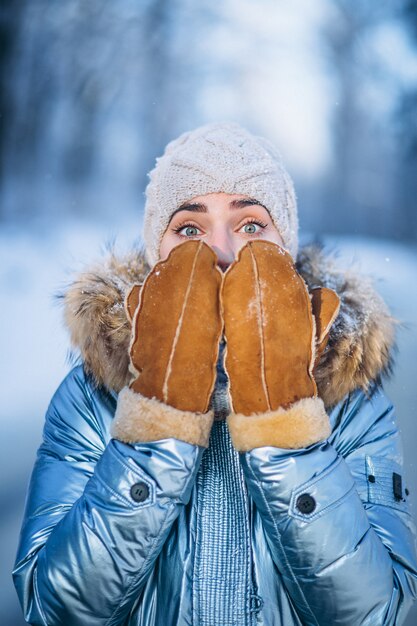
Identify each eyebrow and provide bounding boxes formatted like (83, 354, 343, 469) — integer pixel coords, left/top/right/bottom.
(170, 198, 267, 219)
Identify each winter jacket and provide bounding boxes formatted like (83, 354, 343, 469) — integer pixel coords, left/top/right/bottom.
(13, 245, 417, 626)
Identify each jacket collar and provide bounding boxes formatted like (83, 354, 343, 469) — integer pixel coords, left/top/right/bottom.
(59, 243, 395, 409)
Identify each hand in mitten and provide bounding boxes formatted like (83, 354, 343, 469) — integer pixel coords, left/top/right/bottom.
(112, 240, 223, 448)
(222, 241, 340, 451)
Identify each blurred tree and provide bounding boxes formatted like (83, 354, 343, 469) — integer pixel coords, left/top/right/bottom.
(0, 0, 211, 222)
(0, 0, 25, 206)
(397, 0, 417, 240)
(321, 1, 401, 238)
(138, 0, 181, 186)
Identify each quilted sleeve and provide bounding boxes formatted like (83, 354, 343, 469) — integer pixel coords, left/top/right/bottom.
(236, 385, 417, 625)
(13, 366, 204, 626)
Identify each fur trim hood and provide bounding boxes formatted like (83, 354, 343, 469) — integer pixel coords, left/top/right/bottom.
(59, 244, 396, 409)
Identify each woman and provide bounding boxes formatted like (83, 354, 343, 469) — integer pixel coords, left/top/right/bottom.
(13, 122, 417, 625)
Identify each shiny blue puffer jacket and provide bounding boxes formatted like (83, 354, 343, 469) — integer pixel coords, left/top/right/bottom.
(13, 366, 417, 625)
(13, 246, 417, 625)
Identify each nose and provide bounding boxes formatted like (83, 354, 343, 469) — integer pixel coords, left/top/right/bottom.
(214, 253, 231, 272)
(208, 231, 235, 272)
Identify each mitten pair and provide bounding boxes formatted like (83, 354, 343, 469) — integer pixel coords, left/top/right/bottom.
(112, 240, 339, 451)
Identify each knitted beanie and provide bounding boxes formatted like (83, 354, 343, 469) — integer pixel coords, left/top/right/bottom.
(143, 122, 298, 266)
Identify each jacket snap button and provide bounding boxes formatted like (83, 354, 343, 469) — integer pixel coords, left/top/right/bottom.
(130, 482, 149, 503)
(296, 493, 316, 515)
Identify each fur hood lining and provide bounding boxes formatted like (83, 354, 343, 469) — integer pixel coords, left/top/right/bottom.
(58, 244, 396, 409)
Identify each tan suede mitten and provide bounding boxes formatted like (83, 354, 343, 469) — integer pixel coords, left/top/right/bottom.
(223, 241, 340, 451)
(112, 240, 223, 448)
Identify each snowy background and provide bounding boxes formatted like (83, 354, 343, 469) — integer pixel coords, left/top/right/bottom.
(1, 1, 417, 624)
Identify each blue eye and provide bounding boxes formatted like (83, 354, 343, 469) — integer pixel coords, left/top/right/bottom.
(243, 223, 258, 234)
(184, 226, 199, 237)
(175, 224, 201, 237)
(240, 220, 267, 235)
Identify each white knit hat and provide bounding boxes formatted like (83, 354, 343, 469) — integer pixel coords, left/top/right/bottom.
(143, 122, 298, 266)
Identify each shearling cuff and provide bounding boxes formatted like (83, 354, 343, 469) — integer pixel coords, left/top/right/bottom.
(227, 396, 331, 452)
(112, 386, 214, 448)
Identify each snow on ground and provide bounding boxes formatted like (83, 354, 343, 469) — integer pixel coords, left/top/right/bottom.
(1, 223, 416, 624)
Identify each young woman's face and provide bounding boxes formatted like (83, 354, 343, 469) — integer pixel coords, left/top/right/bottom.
(159, 192, 284, 271)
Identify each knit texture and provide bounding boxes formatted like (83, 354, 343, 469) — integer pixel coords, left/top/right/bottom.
(143, 122, 298, 266)
(193, 346, 263, 625)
